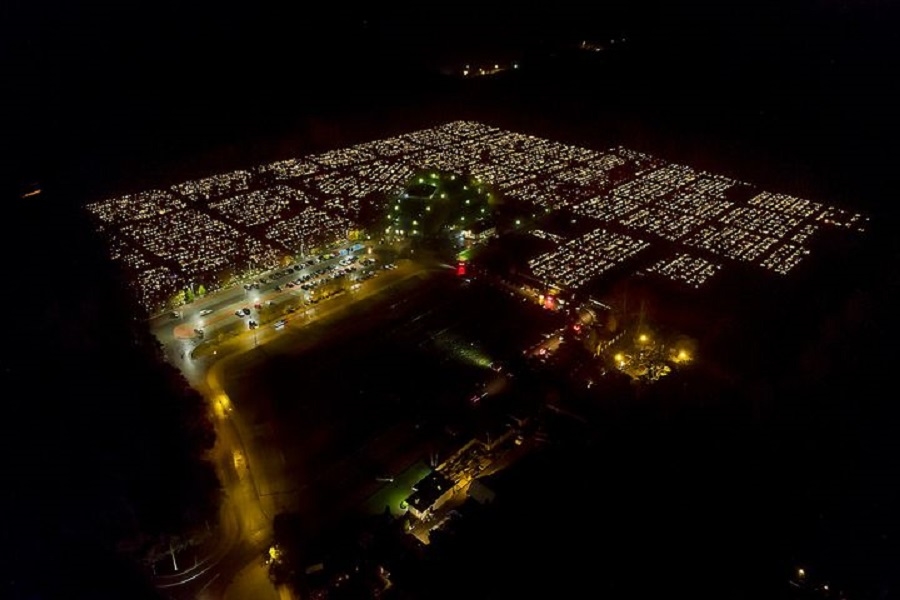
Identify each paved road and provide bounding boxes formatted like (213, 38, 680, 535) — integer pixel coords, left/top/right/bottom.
(150, 250, 447, 599)
(151, 242, 381, 373)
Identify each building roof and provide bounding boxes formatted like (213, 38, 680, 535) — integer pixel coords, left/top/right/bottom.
(407, 470, 454, 511)
(467, 479, 496, 505)
(464, 219, 496, 235)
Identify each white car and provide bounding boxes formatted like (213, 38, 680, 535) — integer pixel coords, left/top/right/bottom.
(199, 309, 214, 316)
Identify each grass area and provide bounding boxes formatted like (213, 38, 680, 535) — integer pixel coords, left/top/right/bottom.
(361, 460, 432, 517)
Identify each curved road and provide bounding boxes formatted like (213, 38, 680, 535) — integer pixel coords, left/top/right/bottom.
(150, 255, 443, 600)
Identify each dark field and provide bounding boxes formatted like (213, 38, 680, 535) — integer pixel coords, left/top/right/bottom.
(220, 271, 562, 524)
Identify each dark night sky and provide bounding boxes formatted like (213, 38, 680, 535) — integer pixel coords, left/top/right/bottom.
(3, 0, 899, 210)
(2, 1, 899, 598)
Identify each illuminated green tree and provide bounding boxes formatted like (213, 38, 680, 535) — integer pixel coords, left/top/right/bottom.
(170, 289, 186, 307)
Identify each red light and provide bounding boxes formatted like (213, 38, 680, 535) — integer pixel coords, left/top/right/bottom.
(456, 261, 467, 276)
(573, 323, 581, 332)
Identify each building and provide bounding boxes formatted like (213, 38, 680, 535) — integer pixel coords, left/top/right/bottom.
(405, 470, 455, 521)
(476, 421, 515, 452)
(461, 220, 497, 247)
(466, 479, 496, 505)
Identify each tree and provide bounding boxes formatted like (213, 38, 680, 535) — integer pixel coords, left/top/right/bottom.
(170, 289, 186, 307)
(0, 198, 223, 596)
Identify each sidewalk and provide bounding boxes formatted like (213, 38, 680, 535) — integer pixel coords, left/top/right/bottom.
(151, 498, 240, 590)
